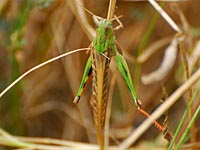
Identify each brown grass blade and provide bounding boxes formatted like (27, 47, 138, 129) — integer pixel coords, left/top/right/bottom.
(90, 48, 111, 150)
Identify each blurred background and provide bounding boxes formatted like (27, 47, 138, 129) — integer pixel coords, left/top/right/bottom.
(0, 0, 199, 149)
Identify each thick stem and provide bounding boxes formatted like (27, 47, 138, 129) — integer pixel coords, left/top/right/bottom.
(107, 0, 117, 20)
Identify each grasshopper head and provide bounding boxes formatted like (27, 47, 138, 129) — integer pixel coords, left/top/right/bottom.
(97, 19, 113, 35)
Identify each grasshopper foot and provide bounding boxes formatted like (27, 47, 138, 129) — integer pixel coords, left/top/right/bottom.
(135, 98, 142, 109)
(73, 96, 80, 104)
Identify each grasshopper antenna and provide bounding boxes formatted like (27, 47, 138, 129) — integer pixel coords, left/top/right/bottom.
(76, 4, 103, 25)
(79, 5, 103, 20)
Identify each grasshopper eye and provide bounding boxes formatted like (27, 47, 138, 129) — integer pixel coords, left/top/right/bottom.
(105, 24, 111, 31)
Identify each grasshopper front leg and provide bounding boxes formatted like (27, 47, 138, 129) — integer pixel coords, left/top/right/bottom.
(73, 57, 92, 103)
(115, 52, 142, 108)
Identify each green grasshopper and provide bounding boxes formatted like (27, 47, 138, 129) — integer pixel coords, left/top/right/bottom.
(73, 19, 141, 108)
(73, 17, 172, 149)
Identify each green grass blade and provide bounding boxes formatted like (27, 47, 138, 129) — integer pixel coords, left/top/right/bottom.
(169, 82, 200, 149)
(175, 106, 200, 149)
(134, 3, 164, 86)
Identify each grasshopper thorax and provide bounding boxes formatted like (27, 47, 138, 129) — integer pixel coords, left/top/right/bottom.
(93, 19, 116, 54)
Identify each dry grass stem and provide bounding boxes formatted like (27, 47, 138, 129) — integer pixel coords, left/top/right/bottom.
(178, 34, 196, 142)
(0, 48, 90, 98)
(124, 0, 186, 1)
(148, 0, 181, 33)
(189, 40, 200, 72)
(68, 0, 95, 40)
(104, 63, 117, 149)
(0, 135, 126, 150)
(107, 0, 117, 20)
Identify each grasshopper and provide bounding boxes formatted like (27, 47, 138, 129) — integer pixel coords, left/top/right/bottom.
(73, 19, 127, 149)
(73, 17, 171, 149)
(73, 19, 141, 107)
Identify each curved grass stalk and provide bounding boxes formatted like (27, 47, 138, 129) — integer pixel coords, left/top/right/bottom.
(68, 0, 95, 40)
(0, 48, 90, 99)
(0, 128, 32, 148)
(142, 37, 178, 84)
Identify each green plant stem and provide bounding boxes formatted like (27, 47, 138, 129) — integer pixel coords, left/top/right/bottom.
(134, 4, 162, 86)
(169, 82, 200, 149)
(175, 106, 200, 149)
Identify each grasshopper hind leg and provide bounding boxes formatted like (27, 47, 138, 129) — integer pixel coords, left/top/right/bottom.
(73, 57, 92, 103)
(115, 52, 141, 108)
